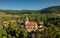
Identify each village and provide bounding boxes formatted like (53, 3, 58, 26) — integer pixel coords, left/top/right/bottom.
(0, 14, 46, 38)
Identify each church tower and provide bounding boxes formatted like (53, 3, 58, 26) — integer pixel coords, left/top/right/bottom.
(25, 14, 29, 27)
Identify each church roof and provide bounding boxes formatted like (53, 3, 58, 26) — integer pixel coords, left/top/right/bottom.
(27, 22, 37, 26)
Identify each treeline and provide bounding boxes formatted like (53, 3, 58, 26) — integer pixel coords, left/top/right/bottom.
(0, 6, 60, 14)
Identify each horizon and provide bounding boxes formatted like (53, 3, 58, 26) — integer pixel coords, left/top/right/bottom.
(0, 0, 60, 10)
(0, 5, 60, 10)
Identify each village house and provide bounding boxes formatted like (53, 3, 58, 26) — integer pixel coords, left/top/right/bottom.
(38, 22, 44, 32)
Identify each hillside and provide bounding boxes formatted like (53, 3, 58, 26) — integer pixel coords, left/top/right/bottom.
(0, 6, 60, 14)
(40, 6, 60, 14)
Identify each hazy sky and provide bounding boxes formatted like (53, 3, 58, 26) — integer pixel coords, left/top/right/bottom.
(0, 0, 60, 10)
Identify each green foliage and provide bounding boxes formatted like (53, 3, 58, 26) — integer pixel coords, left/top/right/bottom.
(0, 9, 60, 38)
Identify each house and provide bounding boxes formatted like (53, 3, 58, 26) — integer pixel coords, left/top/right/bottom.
(38, 22, 44, 32)
(26, 22, 37, 32)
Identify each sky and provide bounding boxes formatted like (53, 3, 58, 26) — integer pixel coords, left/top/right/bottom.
(0, 0, 60, 10)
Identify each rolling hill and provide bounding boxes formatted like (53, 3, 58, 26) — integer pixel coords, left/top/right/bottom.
(0, 6, 60, 14)
(39, 6, 60, 14)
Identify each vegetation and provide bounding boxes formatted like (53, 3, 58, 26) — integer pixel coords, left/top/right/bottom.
(0, 6, 60, 38)
(0, 6, 60, 14)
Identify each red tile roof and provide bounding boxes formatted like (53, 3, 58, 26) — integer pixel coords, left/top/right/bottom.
(27, 22, 37, 26)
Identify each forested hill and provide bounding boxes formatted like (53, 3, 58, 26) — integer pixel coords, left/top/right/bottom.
(40, 6, 60, 14)
(0, 6, 60, 14)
